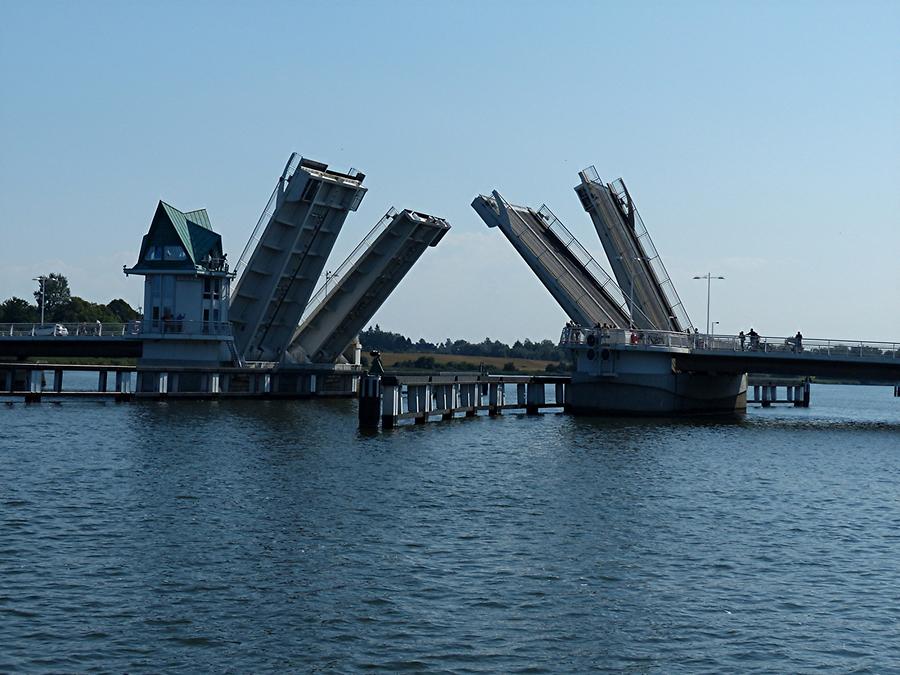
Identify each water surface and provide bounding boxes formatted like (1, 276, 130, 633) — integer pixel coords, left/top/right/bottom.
(1, 385, 899, 672)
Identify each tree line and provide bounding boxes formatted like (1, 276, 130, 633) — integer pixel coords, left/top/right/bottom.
(0, 273, 140, 324)
(359, 325, 567, 362)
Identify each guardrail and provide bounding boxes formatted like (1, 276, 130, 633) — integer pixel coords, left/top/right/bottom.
(0, 322, 137, 337)
(0, 320, 234, 338)
(560, 326, 900, 360)
(298, 207, 398, 325)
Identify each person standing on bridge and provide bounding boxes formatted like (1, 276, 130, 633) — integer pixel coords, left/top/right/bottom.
(748, 328, 759, 351)
(739, 331, 746, 351)
(795, 331, 803, 353)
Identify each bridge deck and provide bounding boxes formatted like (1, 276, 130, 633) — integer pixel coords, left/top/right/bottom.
(0, 330, 142, 359)
(473, 192, 631, 328)
(563, 327, 900, 384)
(288, 208, 450, 364)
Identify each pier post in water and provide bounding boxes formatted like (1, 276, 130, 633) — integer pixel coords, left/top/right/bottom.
(359, 374, 382, 430)
(526, 380, 545, 414)
(488, 382, 504, 415)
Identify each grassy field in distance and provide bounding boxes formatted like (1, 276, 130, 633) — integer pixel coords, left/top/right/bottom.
(376, 351, 561, 373)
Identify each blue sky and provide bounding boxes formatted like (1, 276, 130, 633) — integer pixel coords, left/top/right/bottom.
(1, 0, 897, 342)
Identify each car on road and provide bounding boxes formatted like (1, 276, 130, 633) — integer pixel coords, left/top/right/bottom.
(34, 324, 69, 336)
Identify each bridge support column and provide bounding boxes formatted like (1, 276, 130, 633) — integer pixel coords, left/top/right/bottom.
(555, 382, 565, 407)
(527, 381, 545, 414)
(359, 375, 382, 430)
(409, 384, 431, 423)
(489, 382, 504, 415)
(3, 369, 12, 393)
(53, 369, 63, 393)
(761, 385, 771, 407)
(802, 380, 811, 408)
(158, 372, 169, 396)
(894, 385, 900, 398)
(456, 384, 473, 417)
(24, 370, 40, 403)
(98, 370, 108, 393)
(381, 384, 400, 429)
(516, 383, 527, 407)
(435, 384, 453, 420)
(115, 370, 127, 393)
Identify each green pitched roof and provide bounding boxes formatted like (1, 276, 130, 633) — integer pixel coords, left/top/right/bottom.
(158, 202, 221, 265)
(183, 208, 213, 230)
(132, 201, 223, 271)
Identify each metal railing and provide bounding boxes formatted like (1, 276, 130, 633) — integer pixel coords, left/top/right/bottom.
(232, 152, 303, 285)
(0, 320, 234, 338)
(298, 207, 399, 325)
(1, 322, 138, 337)
(693, 333, 900, 359)
(607, 177, 693, 332)
(536, 204, 635, 319)
(485, 192, 637, 328)
(140, 320, 233, 336)
(560, 326, 693, 349)
(560, 326, 900, 360)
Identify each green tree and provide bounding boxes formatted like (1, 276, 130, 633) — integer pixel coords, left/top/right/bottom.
(56, 297, 119, 323)
(106, 298, 140, 322)
(34, 273, 71, 321)
(0, 297, 38, 323)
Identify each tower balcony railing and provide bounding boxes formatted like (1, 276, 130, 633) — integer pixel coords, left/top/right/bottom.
(141, 320, 233, 337)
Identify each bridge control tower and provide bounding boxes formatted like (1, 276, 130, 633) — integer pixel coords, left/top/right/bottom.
(286, 208, 450, 365)
(229, 154, 367, 362)
(575, 167, 692, 332)
(472, 191, 637, 329)
(124, 201, 237, 366)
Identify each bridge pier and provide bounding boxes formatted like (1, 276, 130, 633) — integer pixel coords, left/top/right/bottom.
(359, 375, 382, 430)
(527, 383, 545, 414)
(555, 382, 566, 407)
(362, 375, 567, 430)
(381, 383, 400, 429)
(488, 382, 504, 415)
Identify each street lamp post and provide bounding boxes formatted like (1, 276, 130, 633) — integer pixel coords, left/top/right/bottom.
(32, 276, 46, 324)
(693, 273, 725, 337)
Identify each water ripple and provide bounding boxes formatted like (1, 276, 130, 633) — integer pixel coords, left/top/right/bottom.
(1, 385, 899, 670)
